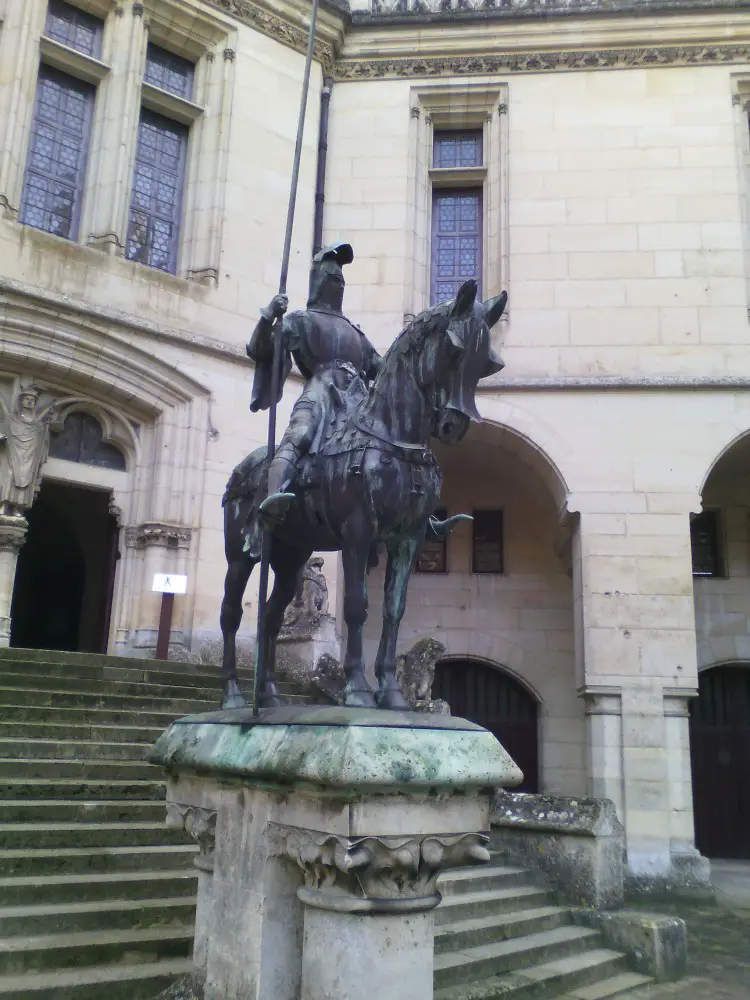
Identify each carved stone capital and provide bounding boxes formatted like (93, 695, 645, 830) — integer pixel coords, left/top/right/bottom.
(124, 521, 192, 549)
(223, 48, 236, 62)
(271, 824, 490, 913)
(132, 2, 144, 16)
(167, 803, 216, 872)
(0, 515, 29, 554)
(410, 105, 421, 119)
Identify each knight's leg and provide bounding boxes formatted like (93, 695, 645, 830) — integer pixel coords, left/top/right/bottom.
(374, 538, 417, 711)
(259, 401, 315, 526)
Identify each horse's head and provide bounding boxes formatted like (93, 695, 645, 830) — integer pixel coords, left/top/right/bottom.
(428, 280, 506, 444)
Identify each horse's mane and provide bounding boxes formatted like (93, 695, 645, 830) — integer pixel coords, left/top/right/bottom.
(372, 300, 451, 391)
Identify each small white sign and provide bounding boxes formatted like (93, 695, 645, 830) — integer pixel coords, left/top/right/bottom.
(152, 574, 188, 595)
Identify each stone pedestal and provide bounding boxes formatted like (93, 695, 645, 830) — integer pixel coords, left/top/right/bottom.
(149, 706, 523, 1000)
(0, 514, 27, 646)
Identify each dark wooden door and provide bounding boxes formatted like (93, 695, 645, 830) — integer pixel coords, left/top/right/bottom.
(433, 659, 539, 792)
(690, 665, 750, 859)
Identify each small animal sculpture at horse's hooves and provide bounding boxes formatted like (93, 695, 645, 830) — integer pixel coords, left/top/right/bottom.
(220, 277, 507, 712)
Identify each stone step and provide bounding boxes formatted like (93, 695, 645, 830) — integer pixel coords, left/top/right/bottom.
(0, 957, 193, 1000)
(0, 800, 166, 824)
(0, 778, 165, 802)
(564, 972, 655, 999)
(0, 657, 251, 690)
(434, 949, 630, 1000)
(439, 864, 532, 896)
(0, 844, 196, 878)
(0, 671, 223, 702)
(0, 896, 197, 936)
(0, 758, 158, 781)
(0, 739, 152, 762)
(0, 870, 198, 906)
(0, 686, 216, 714)
(434, 925, 603, 988)
(0, 704, 192, 727)
(0, 924, 193, 975)
(0, 823, 190, 850)
(0, 721, 164, 744)
(435, 886, 554, 924)
(435, 906, 572, 954)
(0, 649, 197, 670)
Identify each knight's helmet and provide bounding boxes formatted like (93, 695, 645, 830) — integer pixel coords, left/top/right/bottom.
(307, 241, 354, 309)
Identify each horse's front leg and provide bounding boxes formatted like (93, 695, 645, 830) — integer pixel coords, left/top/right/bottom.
(341, 540, 377, 709)
(220, 554, 254, 709)
(374, 538, 417, 711)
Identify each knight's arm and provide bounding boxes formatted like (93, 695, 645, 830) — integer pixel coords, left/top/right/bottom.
(359, 333, 383, 384)
(247, 299, 295, 413)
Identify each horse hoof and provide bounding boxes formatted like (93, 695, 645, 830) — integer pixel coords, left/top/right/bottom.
(343, 684, 377, 709)
(376, 687, 411, 712)
(221, 684, 246, 710)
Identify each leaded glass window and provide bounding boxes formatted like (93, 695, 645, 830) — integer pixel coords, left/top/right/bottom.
(472, 510, 504, 575)
(19, 65, 95, 240)
(144, 43, 194, 100)
(433, 131, 483, 169)
(44, 0, 103, 59)
(126, 110, 188, 273)
(431, 189, 482, 304)
(416, 508, 448, 573)
(49, 412, 126, 470)
(691, 510, 722, 577)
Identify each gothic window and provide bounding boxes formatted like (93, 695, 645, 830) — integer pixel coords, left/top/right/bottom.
(431, 190, 482, 304)
(125, 110, 188, 273)
(691, 510, 722, 577)
(416, 507, 448, 573)
(433, 131, 482, 170)
(49, 412, 126, 471)
(44, 0, 103, 59)
(472, 510, 504, 574)
(19, 65, 95, 240)
(144, 43, 194, 100)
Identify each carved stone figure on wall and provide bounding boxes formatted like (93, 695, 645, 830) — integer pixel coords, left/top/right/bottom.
(282, 556, 330, 632)
(0, 386, 57, 517)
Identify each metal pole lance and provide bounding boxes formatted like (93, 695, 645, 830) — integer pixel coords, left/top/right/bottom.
(253, 0, 320, 716)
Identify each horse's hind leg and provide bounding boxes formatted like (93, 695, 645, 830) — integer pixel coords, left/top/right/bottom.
(341, 540, 377, 709)
(220, 554, 254, 709)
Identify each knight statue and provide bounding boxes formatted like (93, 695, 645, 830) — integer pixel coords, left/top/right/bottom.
(247, 242, 381, 529)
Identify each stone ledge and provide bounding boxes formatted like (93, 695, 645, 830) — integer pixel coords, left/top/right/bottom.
(572, 909, 688, 980)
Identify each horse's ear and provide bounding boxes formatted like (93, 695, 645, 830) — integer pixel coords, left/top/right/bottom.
(484, 290, 508, 329)
(485, 346, 505, 377)
(451, 279, 477, 320)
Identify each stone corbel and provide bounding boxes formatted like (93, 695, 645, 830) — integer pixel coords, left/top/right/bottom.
(124, 521, 192, 550)
(0, 195, 18, 221)
(166, 802, 217, 872)
(0, 515, 28, 552)
(270, 824, 490, 913)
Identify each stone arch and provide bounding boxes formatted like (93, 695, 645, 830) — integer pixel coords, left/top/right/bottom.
(49, 397, 140, 471)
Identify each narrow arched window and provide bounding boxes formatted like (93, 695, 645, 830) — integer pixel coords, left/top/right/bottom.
(49, 412, 126, 471)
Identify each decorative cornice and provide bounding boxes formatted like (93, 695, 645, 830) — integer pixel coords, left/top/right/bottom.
(271, 823, 490, 912)
(125, 521, 193, 549)
(335, 43, 750, 80)
(479, 374, 750, 392)
(357, 0, 750, 20)
(201, 0, 337, 72)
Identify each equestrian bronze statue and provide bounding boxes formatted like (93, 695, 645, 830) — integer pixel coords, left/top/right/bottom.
(220, 242, 507, 712)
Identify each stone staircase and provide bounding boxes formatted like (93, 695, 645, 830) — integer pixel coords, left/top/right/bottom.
(0, 648, 655, 1000)
(435, 864, 653, 1000)
(0, 647, 290, 1000)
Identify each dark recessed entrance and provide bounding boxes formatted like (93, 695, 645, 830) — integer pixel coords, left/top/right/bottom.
(690, 665, 750, 859)
(433, 658, 539, 792)
(10, 481, 119, 653)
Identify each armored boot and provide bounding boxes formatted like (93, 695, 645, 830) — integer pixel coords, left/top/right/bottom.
(258, 451, 297, 527)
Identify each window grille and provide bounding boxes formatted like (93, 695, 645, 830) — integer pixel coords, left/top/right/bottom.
(125, 110, 188, 274)
(50, 412, 126, 471)
(472, 510, 504, 574)
(144, 43, 194, 101)
(691, 510, 722, 577)
(416, 507, 448, 573)
(19, 66, 95, 240)
(45, 0, 103, 58)
(433, 131, 483, 169)
(431, 190, 482, 304)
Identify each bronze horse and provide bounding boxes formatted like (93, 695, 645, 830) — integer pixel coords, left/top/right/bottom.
(220, 279, 507, 711)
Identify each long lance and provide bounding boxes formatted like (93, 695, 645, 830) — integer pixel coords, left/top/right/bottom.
(253, 0, 321, 716)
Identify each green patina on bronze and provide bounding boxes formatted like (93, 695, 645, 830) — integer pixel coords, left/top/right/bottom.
(149, 706, 523, 795)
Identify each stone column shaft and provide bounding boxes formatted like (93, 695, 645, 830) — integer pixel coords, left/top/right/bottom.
(0, 516, 28, 647)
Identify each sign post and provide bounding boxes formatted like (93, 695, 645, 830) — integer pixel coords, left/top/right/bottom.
(152, 574, 188, 661)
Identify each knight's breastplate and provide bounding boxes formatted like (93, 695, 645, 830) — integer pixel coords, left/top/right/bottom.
(302, 314, 364, 373)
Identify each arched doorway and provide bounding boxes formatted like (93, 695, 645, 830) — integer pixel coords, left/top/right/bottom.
(690, 665, 750, 859)
(433, 658, 539, 792)
(10, 480, 119, 653)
